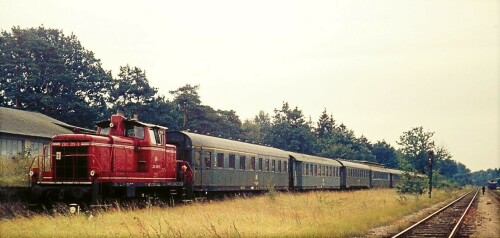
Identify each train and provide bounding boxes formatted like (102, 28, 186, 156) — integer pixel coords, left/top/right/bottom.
(28, 112, 409, 205)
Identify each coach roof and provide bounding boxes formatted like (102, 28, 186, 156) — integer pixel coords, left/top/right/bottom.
(168, 131, 289, 158)
(288, 152, 342, 166)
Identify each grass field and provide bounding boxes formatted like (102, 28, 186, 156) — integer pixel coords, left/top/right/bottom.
(0, 188, 465, 237)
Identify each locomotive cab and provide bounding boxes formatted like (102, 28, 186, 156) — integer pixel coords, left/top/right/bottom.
(29, 112, 193, 204)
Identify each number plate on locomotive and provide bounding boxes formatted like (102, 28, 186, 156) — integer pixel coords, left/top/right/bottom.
(60, 142, 82, 147)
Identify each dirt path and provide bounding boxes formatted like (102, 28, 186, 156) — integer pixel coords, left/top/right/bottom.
(471, 188, 499, 238)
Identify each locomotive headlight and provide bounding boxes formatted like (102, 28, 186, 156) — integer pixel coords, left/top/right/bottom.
(29, 170, 34, 177)
(90, 170, 96, 177)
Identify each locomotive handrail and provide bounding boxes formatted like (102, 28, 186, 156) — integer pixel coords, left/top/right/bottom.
(29, 153, 104, 173)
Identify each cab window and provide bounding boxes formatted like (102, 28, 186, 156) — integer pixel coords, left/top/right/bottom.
(126, 126, 144, 139)
(149, 128, 161, 145)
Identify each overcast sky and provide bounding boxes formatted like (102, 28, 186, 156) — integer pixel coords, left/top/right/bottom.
(1, 0, 498, 172)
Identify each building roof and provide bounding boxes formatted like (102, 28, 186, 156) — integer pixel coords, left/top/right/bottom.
(0, 107, 74, 139)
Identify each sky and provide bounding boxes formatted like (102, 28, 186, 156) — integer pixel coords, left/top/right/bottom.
(1, 0, 498, 172)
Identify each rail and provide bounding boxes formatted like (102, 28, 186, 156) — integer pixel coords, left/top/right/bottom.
(392, 190, 478, 238)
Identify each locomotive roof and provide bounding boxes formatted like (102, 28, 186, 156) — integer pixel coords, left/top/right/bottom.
(168, 131, 289, 158)
(288, 152, 342, 166)
(96, 118, 167, 130)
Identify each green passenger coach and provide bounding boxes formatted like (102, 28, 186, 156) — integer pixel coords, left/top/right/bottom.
(167, 131, 290, 196)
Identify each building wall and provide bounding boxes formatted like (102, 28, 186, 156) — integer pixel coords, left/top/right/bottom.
(0, 133, 49, 159)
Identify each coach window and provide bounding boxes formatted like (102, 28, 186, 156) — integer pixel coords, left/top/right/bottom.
(204, 152, 212, 168)
(271, 160, 276, 172)
(265, 159, 270, 171)
(216, 153, 224, 168)
(310, 164, 313, 176)
(194, 151, 201, 169)
(240, 156, 246, 170)
(304, 164, 308, 175)
(250, 157, 255, 170)
(278, 160, 282, 172)
(229, 154, 236, 169)
(259, 158, 263, 171)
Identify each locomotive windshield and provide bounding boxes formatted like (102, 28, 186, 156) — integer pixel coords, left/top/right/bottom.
(126, 125, 145, 139)
(98, 126, 110, 135)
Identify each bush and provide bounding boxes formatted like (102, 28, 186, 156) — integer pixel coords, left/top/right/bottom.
(0, 153, 32, 186)
(396, 171, 427, 201)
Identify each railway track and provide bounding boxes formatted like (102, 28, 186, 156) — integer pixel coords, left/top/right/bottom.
(392, 190, 479, 238)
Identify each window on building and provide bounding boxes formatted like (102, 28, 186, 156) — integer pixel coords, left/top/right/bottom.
(0, 138, 23, 159)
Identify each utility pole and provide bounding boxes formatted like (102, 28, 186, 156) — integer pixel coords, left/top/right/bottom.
(428, 150, 434, 198)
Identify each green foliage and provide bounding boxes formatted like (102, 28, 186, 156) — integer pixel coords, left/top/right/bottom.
(397, 127, 435, 173)
(314, 110, 375, 162)
(372, 140, 398, 168)
(0, 26, 113, 128)
(396, 171, 426, 201)
(169, 84, 243, 139)
(264, 102, 315, 154)
(241, 111, 271, 144)
(0, 152, 33, 186)
(111, 65, 158, 108)
(470, 168, 499, 186)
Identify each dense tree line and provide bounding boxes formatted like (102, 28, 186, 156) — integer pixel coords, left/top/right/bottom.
(1, 26, 476, 186)
(470, 168, 499, 186)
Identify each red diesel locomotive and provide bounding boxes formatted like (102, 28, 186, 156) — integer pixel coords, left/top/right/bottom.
(29, 112, 193, 204)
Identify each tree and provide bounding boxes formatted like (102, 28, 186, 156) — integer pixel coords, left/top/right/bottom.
(0, 26, 113, 128)
(397, 127, 435, 173)
(316, 109, 335, 139)
(169, 84, 243, 139)
(241, 111, 272, 144)
(372, 140, 399, 168)
(111, 65, 157, 110)
(264, 102, 315, 154)
(169, 84, 201, 130)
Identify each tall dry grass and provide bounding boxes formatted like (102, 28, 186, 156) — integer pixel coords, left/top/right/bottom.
(0, 188, 465, 237)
